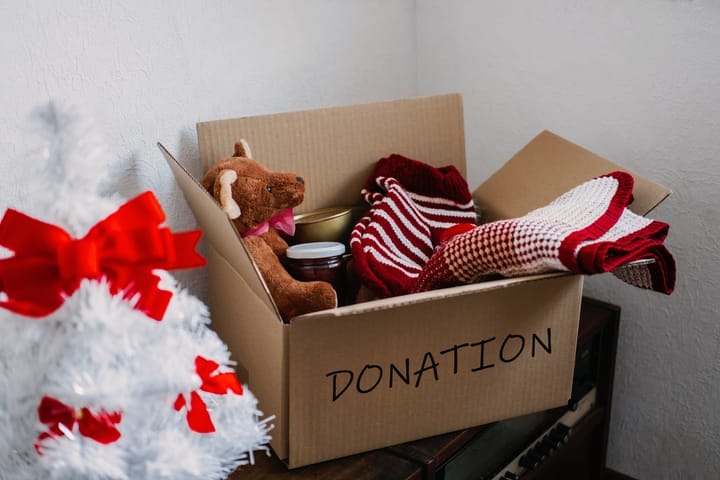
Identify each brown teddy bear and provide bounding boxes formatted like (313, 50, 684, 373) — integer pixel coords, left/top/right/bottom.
(201, 140, 337, 321)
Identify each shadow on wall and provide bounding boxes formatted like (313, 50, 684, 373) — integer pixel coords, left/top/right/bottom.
(168, 128, 210, 302)
(113, 150, 142, 200)
(176, 128, 203, 180)
(111, 127, 214, 302)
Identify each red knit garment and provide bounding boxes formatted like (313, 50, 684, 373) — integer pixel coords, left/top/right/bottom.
(414, 171, 675, 294)
(350, 154, 477, 298)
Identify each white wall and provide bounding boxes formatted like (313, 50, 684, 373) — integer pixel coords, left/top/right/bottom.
(2, 1, 719, 478)
(417, 1, 720, 478)
(0, 0, 416, 296)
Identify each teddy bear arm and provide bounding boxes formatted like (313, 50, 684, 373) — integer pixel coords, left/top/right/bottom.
(260, 228, 289, 256)
(273, 279, 337, 321)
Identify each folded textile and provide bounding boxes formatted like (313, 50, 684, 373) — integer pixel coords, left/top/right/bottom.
(349, 154, 477, 298)
(414, 171, 675, 294)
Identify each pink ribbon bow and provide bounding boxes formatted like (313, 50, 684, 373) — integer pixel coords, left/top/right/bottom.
(241, 208, 295, 238)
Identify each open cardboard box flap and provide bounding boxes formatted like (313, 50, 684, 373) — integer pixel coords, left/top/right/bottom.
(195, 94, 468, 213)
(159, 94, 670, 467)
(473, 130, 671, 222)
(162, 93, 670, 322)
(194, 93, 669, 225)
(159, 144, 278, 315)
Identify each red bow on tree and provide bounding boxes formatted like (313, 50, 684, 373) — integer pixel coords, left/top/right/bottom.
(0, 191, 205, 320)
(34, 396, 122, 454)
(174, 356, 243, 433)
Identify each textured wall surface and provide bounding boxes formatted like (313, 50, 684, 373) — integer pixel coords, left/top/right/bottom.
(0, 0, 416, 297)
(417, 1, 720, 478)
(2, 1, 719, 478)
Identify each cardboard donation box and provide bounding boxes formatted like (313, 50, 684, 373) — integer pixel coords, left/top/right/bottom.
(159, 94, 670, 468)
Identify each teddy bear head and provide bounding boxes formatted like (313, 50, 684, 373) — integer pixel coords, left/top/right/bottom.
(201, 140, 306, 234)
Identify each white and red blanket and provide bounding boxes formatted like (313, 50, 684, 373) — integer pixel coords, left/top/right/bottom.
(351, 156, 675, 298)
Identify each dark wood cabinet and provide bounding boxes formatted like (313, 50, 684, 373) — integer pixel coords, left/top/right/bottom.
(521, 297, 620, 480)
(230, 297, 620, 480)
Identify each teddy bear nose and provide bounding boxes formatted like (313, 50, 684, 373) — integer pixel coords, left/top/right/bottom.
(296, 176, 304, 184)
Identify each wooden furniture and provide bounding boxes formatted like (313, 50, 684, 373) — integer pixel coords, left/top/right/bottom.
(229, 297, 620, 480)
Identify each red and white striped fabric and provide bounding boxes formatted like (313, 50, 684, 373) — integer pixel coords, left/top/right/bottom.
(350, 154, 477, 298)
(414, 171, 675, 294)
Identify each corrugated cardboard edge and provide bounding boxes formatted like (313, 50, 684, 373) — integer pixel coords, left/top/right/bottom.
(196, 94, 467, 213)
(157, 144, 290, 457)
(473, 130, 672, 222)
(206, 247, 290, 459)
(294, 272, 572, 321)
(157, 143, 280, 318)
(287, 274, 584, 467)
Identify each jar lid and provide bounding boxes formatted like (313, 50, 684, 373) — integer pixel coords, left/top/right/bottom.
(286, 241, 345, 259)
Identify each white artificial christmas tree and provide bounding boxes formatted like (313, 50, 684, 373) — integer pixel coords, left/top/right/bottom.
(0, 103, 271, 480)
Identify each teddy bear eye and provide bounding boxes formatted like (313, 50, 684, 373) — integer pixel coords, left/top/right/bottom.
(266, 185, 273, 193)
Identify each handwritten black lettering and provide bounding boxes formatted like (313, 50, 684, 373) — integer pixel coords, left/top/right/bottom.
(532, 328, 552, 357)
(389, 358, 410, 388)
(413, 352, 439, 387)
(471, 337, 496, 371)
(356, 364, 383, 394)
(500, 334, 525, 363)
(324, 328, 553, 402)
(440, 343, 470, 374)
(326, 369, 354, 402)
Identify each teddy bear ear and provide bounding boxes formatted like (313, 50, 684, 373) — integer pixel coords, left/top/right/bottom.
(233, 139, 253, 159)
(218, 169, 242, 219)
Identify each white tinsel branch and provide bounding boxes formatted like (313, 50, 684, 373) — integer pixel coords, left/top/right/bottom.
(0, 102, 272, 480)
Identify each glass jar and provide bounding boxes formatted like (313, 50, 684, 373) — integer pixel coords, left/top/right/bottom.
(284, 242, 350, 306)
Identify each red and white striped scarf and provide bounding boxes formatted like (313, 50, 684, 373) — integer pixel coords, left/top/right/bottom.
(350, 154, 477, 298)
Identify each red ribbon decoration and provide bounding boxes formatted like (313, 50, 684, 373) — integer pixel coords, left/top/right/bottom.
(174, 356, 243, 433)
(34, 396, 122, 454)
(0, 191, 205, 321)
